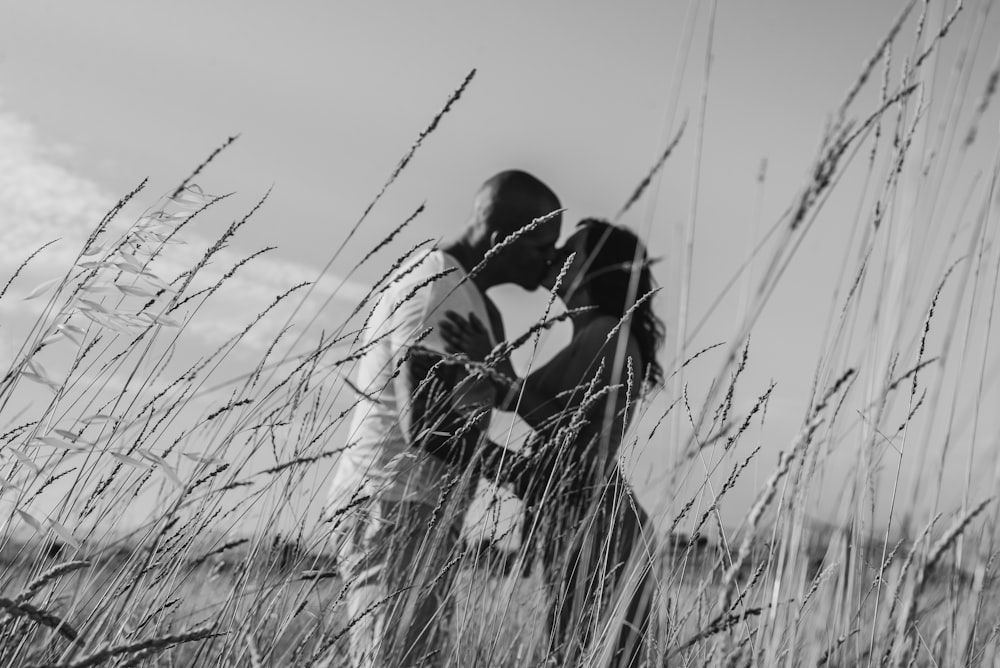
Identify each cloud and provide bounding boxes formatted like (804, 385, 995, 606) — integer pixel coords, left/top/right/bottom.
(0, 106, 371, 362)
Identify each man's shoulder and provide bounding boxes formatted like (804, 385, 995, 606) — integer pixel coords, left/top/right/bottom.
(381, 250, 459, 303)
(389, 250, 465, 292)
(381, 250, 484, 332)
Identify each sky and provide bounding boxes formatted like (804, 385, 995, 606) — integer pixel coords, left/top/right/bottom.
(2, 1, 1000, 540)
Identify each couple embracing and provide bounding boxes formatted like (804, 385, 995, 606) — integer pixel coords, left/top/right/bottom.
(325, 171, 664, 668)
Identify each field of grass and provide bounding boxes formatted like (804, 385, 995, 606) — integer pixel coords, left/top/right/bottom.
(3, 2, 1000, 667)
(1, 524, 996, 665)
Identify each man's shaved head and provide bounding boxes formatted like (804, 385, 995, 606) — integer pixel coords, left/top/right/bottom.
(472, 170, 561, 236)
(455, 169, 561, 291)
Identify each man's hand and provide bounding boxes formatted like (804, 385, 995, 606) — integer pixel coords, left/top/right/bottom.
(440, 311, 495, 363)
(406, 345, 546, 493)
(406, 345, 489, 469)
(440, 312, 520, 409)
(490, 436, 559, 505)
(407, 346, 453, 400)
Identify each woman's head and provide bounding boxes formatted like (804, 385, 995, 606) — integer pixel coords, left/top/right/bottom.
(545, 218, 665, 387)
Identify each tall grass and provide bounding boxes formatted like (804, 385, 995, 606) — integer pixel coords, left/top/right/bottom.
(2, 4, 1000, 667)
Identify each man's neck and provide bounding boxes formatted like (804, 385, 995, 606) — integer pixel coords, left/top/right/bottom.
(440, 239, 494, 292)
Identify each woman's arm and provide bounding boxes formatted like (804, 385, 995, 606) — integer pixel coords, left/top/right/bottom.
(438, 311, 577, 424)
(438, 312, 642, 433)
(518, 316, 643, 432)
(523, 321, 645, 487)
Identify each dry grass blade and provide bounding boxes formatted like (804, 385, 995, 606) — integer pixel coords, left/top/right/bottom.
(16, 561, 91, 604)
(670, 607, 764, 656)
(0, 240, 60, 303)
(885, 512, 942, 622)
(0, 597, 79, 641)
(799, 562, 839, 615)
(717, 411, 823, 613)
(263, 73, 476, 371)
(892, 499, 994, 665)
(351, 202, 426, 274)
(604, 288, 660, 344)
(170, 134, 240, 199)
(487, 306, 595, 367)
(964, 42, 1000, 146)
(837, 0, 916, 118)
(616, 118, 687, 221)
(913, 0, 964, 71)
(307, 69, 476, 294)
(27, 626, 219, 668)
(923, 497, 993, 577)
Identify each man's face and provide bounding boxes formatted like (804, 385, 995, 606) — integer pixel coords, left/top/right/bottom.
(497, 213, 561, 291)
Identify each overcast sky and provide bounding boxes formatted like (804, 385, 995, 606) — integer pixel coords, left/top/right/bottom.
(2, 1, 1000, 537)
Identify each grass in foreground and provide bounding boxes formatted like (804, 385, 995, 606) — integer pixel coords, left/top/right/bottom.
(2, 3, 1000, 666)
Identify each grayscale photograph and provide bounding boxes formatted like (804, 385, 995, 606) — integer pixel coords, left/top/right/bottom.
(1, 2, 999, 666)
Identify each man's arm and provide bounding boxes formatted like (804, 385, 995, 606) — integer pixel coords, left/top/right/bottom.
(438, 304, 565, 423)
(400, 346, 533, 490)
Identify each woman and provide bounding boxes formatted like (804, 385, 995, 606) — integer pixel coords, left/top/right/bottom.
(440, 218, 665, 668)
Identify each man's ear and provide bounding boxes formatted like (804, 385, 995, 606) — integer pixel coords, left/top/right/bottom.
(489, 230, 502, 248)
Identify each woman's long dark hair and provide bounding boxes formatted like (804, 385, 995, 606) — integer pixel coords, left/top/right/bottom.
(576, 218, 665, 388)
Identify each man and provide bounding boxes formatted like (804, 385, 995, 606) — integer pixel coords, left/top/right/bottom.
(326, 170, 561, 667)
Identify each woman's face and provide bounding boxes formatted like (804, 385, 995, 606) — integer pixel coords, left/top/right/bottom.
(540, 229, 591, 302)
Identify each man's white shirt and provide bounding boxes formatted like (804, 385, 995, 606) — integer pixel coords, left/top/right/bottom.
(327, 249, 496, 509)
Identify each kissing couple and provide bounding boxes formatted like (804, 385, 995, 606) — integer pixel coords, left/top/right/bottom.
(325, 170, 665, 668)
